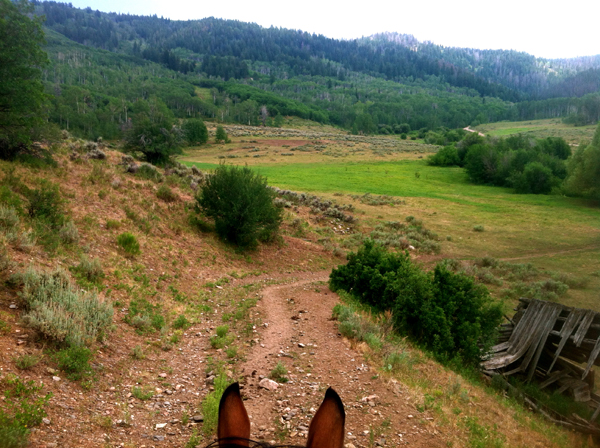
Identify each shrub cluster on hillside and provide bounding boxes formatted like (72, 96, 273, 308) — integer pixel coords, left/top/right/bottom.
(196, 164, 282, 249)
(15, 267, 113, 347)
(428, 133, 571, 194)
(329, 241, 503, 365)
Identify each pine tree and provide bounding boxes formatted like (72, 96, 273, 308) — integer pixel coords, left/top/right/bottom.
(0, 0, 49, 159)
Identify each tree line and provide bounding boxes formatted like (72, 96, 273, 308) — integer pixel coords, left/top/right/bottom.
(427, 125, 600, 201)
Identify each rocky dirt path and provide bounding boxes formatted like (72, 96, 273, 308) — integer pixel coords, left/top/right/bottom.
(238, 272, 446, 447)
(17, 268, 445, 448)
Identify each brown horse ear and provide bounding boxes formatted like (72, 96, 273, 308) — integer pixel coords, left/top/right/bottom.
(307, 387, 345, 448)
(217, 382, 250, 447)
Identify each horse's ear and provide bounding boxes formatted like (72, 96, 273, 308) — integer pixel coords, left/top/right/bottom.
(307, 387, 345, 448)
(217, 382, 250, 447)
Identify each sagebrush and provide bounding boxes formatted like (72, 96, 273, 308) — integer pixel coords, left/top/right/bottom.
(16, 267, 113, 347)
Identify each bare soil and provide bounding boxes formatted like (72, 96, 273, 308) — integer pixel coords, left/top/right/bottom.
(239, 273, 445, 447)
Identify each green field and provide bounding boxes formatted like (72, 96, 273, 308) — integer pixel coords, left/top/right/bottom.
(474, 119, 597, 144)
(182, 121, 600, 310)
(185, 159, 599, 252)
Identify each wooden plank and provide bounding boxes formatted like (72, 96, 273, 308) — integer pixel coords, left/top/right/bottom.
(526, 305, 564, 382)
(556, 378, 579, 394)
(573, 384, 590, 402)
(540, 369, 571, 389)
(505, 300, 544, 353)
(482, 300, 547, 370)
(519, 303, 562, 373)
(573, 310, 597, 347)
(582, 334, 600, 380)
(547, 308, 586, 373)
(590, 401, 600, 422)
(556, 316, 600, 330)
(490, 341, 510, 353)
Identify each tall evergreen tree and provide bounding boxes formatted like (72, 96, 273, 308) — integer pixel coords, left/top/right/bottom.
(0, 0, 49, 158)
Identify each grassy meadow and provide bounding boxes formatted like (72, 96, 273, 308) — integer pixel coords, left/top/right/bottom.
(474, 118, 597, 144)
(182, 121, 600, 311)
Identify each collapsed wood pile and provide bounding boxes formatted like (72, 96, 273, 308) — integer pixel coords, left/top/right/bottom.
(483, 298, 600, 434)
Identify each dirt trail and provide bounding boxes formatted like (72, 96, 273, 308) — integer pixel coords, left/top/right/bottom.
(238, 272, 445, 447)
(463, 126, 485, 137)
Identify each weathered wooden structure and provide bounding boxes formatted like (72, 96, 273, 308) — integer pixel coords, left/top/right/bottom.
(483, 298, 600, 434)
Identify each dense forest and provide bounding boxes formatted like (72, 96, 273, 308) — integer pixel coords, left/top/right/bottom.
(25, 1, 600, 140)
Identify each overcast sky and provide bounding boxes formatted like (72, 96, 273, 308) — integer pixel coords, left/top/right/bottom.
(64, 0, 598, 59)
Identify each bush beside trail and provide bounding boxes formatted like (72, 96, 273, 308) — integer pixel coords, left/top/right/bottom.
(196, 164, 282, 249)
(329, 240, 503, 366)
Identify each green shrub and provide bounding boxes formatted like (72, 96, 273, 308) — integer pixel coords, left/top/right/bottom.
(210, 325, 233, 349)
(131, 345, 145, 360)
(183, 118, 209, 145)
(197, 164, 282, 249)
(269, 362, 288, 383)
(364, 333, 383, 351)
(136, 163, 163, 182)
(14, 354, 39, 371)
(156, 185, 178, 202)
(26, 180, 65, 229)
(17, 267, 113, 347)
(383, 351, 410, 372)
(473, 225, 485, 232)
(329, 241, 503, 366)
(125, 298, 165, 333)
(71, 255, 104, 284)
(0, 420, 29, 448)
(0, 244, 13, 272)
(550, 272, 588, 289)
(427, 145, 460, 166)
(125, 113, 183, 165)
(0, 205, 20, 233)
(225, 346, 238, 358)
(502, 279, 569, 302)
(0, 375, 52, 448)
(513, 161, 557, 194)
(132, 385, 154, 400)
(172, 314, 191, 330)
(58, 220, 79, 245)
(55, 346, 93, 381)
(105, 219, 121, 230)
(216, 325, 229, 338)
(0, 318, 10, 334)
(117, 232, 140, 257)
(0, 184, 24, 216)
(215, 125, 229, 144)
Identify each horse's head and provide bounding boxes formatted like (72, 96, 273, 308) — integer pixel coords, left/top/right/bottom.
(214, 382, 345, 448)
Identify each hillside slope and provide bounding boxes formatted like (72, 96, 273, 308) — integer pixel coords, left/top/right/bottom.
(0, 138, 591, 448)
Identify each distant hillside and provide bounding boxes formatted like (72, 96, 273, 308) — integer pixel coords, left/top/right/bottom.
(30, 1, 600, 140)
(368, 32, 600, 99)
(35, 1, 520, 101)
